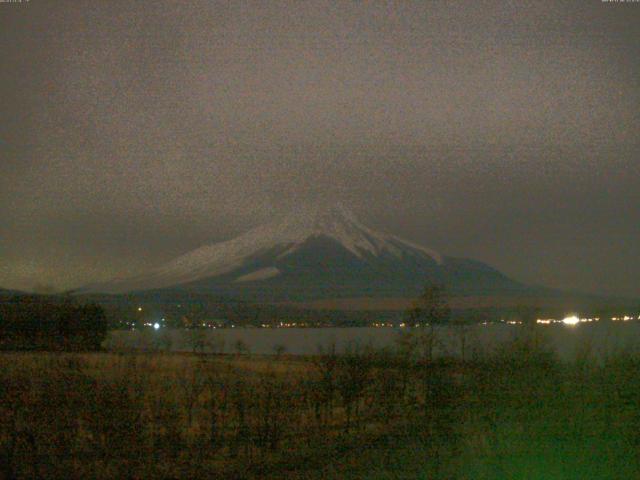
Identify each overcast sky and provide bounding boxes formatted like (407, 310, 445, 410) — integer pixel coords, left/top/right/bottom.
(1, 0, 639, 296)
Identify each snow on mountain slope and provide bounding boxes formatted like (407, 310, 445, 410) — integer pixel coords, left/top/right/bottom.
(88, 205, 443, 294)
(234, 267, 281, 282)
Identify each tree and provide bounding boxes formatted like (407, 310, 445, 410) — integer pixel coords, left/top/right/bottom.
(451, 317, 473, 362)
(406, 284, 451, 327)
(179, 364, 206, 427)
(0, 296, 107, 351)
(187, 328, 210, 354)
(75, 303, 108, 350)
(336, 345, 372, 432)
(405, 284, 451, 362)
(311, 343, 338, 427)
(234, 339, 249, 356)
(513, 305, 544, 352)
(272, 343, 286, 358)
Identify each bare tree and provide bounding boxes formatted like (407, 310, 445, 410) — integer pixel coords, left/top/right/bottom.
(405, 284, 451, 362)
(336, 344, 372, 432)
(451, 317, 474, 362)
(187, 328, 210, 354)
(234, 339, 249, 356)
(179, 364, 206, 427)
(312, 343, 338, 427)
(203, 362, 229, 451)
(272, 343, 287, 358)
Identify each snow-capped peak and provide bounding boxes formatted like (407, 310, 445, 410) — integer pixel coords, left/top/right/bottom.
(88, 205, 442, 293)
(268, 203, 441, 262)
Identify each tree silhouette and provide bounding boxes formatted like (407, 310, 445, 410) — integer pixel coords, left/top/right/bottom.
(0, 296, 107, 351)
(405, 284, 451, 362)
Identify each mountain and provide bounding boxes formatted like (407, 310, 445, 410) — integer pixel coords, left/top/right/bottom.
(0, 287, 24, 297)
(86, 205, 528, 301)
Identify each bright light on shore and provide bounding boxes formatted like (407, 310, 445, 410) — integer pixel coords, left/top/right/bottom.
(562, 315, 580, 326)
(153, 322, 160, 330)
(536, 319, 553, 324)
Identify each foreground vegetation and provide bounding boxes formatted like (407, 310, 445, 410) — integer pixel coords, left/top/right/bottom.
(1, 328, 640, 479)
(0, 296, 107, 351)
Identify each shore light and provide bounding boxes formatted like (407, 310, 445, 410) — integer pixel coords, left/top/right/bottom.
(562, 315, 580, 326)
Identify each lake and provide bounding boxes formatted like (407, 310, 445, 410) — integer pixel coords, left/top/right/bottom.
(105, 322, 640, 361)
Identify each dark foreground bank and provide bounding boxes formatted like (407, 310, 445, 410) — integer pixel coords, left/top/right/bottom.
(1, 332, 640, 479)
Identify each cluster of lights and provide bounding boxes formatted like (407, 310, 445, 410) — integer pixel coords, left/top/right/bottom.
(373, 322, 433, 328)
(142, 322, 161, 330)
(468, 314, 638, 327)
(133, 316, 167, 331)
(534, 315, 640, 326)
(279, 321, 305, 328)
(536, 319, 554, 325)
(611, 315, 639, 322)
(195, 322, 226, 328)
(535, 316, 593, 326)
(260, 322, 310, 328)
(131, 305, 640, 330)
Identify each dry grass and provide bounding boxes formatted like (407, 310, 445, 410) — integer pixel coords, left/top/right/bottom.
(1, 334, 640, 479)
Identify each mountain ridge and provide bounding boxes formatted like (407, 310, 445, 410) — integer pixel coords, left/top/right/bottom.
(85, 205, 527, 301)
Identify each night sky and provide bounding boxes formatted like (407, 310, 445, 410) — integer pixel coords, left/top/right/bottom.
(1, 1, 639, 297)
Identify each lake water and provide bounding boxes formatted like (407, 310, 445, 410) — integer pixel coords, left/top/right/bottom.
(105, 322, 640, 362)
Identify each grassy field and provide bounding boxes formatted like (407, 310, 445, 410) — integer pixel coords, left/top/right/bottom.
(1, 331, 640, 479)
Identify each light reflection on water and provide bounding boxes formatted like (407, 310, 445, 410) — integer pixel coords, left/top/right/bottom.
(105, 322, 640, 361)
